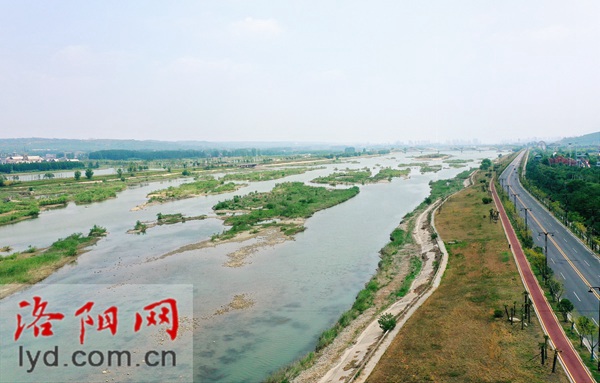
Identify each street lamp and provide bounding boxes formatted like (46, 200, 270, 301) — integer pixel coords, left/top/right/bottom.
(538, 231, 554, 279)
(588, 286, 600, 371)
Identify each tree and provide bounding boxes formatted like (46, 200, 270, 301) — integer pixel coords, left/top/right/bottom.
(85, 168, 94, 180)
(43, 173, 55, 179)
(558, 298, 574, 322)
(378, 313, 396, 332)
(117, 168, 123, 178)
(546, 279, 563, 302)
(74, 170, 81, 180)
(576, 316, 598, 359)
(480, 158, 492, 170)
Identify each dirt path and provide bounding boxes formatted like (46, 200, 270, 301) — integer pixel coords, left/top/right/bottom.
(293, 200, 449, 383)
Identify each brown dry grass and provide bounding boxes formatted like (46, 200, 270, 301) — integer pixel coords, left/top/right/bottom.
(366, 171, 568, 383)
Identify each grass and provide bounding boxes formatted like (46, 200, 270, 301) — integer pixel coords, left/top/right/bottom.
(415, 153, 450, 159)
(311, 167, 409, 185)
(420, 164, 443, 173)
(395, 256, 422, 298)
(0, 227, 105, 285)
(263, 168, 479, 383)
(221, 168, 310, 181)
(212, 182, 359, 240)
(148, 176, 240, 203)
(366, 171, 568, 383)
(0, 166, 234, 227)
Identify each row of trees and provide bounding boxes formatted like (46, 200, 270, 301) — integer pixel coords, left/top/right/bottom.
(73, 169, 94, 180)
(525, 152, 600, 252)
(498, 164, 599, 363)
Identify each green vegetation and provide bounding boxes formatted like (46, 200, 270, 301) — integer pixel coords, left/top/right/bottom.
(264, 167, 479, 383)
(73, 184, 125, 203)
(419, 164, 442, 173)
(423, 169, 472, 206)
(134, 220, 147, 233)
(524, 152, 600, 253)
(0, 176, 129, 225)
(372, 167, 410, 181)
(0, 200, 40, 225)
(128, 213, 206, 235)
(378, 313, 397, 332)
(397, 162, 429, 168)
(311, 167, 409, 185)
(368, 168, 567, 383)
(480, 158, 492, 170)
(312, 169, 371, 185)
(147, 177, 240, 204)
(495, 157, 600, 382)
(0, 227, 105, 285)
(222, 168, 311, 181)
(415, 153, 450, 159)
(157, 212, 184, 224)
(394, 256, 422, 298)
(444, 159, 469, 164)
(212, 182, 359, 240)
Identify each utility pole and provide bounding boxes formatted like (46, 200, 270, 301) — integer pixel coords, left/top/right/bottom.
(588, 286, 600, 371)
(511, 192, 519, 212)
(521, 207, 531, 232)
(538, 231, 554, 280)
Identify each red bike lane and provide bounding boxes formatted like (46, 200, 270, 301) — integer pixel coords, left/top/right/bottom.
(491, 180, 595, 383)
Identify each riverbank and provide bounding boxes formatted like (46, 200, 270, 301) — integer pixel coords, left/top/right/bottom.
(366, 168, 567, 382)
(0, 226, 106, 299)
(292, 199, 445, 383)
(265, 170, 473, 383)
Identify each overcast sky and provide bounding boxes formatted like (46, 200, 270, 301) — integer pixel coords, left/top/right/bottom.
(1, 1, 599, 144)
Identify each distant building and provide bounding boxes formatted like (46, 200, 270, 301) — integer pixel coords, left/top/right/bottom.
(1, 154, 75, 164)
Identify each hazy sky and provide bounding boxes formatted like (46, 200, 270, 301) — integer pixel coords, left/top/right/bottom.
(1, 1, 599, 144)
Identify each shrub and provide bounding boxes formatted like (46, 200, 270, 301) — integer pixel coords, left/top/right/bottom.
(378, 313, 396, 332)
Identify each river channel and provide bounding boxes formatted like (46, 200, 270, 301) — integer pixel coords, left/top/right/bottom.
(0, 150, 501, 383)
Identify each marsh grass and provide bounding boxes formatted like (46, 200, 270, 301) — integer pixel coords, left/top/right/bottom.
(0, 229, 104, 284)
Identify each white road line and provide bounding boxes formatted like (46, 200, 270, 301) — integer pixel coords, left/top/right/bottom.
(584, 260, 590, 267)
(573, 292, 582, 302)
(573, 248, 578, 254)
(594, 318, 599, 326)
(551, 258, 556, 264)
(560, 272, 566, 280)
(563, 238, 568, 243)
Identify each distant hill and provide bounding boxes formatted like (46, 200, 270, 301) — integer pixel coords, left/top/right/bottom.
(553, 131, 600, 147)
(0, 138, 355, 155)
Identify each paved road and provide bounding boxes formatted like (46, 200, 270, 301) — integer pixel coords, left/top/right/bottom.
(492, 177, 595, 383)
(501, 152, 600, 327)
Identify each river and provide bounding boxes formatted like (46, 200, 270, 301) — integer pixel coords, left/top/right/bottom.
(0, 150, 502, 383)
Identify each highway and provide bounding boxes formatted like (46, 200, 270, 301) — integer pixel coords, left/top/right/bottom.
(500, 151, 600, 327)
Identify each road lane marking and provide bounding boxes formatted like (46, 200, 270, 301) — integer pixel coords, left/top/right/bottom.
(594, 318, 599, 326)
(560, 272, 566, 280)
(551, 258, 556, 264)
(584, 260, 590, 267)
(573, 292, 581, 302)
(522, 196, 600, 300)
(574, 248, 578, 254)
